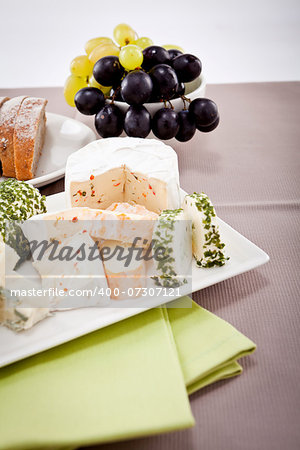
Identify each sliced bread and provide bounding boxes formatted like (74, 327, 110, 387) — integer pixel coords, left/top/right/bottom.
(0, 97, 10, 171)
(0, 96, 26, 177)
(14, 97, 47, 180)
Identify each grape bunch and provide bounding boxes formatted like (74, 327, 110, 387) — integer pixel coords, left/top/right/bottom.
(64, 23, 220, 142)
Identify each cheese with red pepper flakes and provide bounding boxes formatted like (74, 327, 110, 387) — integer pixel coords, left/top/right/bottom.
(25, 205, 158, 248)
(89, 208, 157, 247)
(106, 202, 158, 219)
(100, 240, 147, 300)
(65, 137, 181, 214)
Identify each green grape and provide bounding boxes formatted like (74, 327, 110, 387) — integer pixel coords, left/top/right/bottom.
(133, 37, 154, 50)
(119, 45, 143, 71)
(89, 42, 120, 65)
(89, 75, 111, 95)
(163, 44, 185, 52)
(64, 75, 87, 107)
(85, 37, 113, 55)
(70, 55, 93, 77)
(113, 23, 137, 46)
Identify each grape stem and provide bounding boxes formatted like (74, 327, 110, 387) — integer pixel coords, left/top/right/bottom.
(163, 99, 174, 110)
(181, 95, 191, 111)
(111, 86, 121, 104)
(182, 95, 191, 103)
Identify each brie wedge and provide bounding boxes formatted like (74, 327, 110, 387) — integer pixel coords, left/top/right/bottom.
(65, 137, 181, 213)
(100, 240, 147, 300)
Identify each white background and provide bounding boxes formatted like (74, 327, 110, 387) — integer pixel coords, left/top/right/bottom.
(0, 0, 299, 87)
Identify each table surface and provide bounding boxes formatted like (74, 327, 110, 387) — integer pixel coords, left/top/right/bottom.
(0, 82, 299, 450)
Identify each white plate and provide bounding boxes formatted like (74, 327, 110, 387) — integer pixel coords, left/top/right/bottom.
(0, 192, 269, 368)
(0, 112, 96, 188)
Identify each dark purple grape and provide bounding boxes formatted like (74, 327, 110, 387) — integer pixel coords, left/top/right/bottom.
(176, 82, 185, 96)
(171, 82, 185, 99)
(142, 46, 170, 71)
(74, 87, 105, 115)
(110, 88, 123, 102)
(124, 105, 151, 138)
(152, 108, 179, 140)
(147, 91, 162, 103)
(168, 49, 183, 60)
(175, 110, 196, 142)
(95, 103, 124, 137)
(197, 115, 220, 132)
(149, 64, 178, 100)
(93, 56, 124, 87)
(121, 70, 153, 105)
(172, 54, 202, 82)
(189, 98, 219, 128)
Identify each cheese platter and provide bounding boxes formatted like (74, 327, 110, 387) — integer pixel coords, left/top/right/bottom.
(0, 137, 269, 368)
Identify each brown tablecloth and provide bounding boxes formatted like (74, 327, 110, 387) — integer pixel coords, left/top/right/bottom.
(1, 82, 299, 450)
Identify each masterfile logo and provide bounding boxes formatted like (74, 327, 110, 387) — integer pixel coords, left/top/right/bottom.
(29, 237, 168, 267)
(3, 218, 192, 308)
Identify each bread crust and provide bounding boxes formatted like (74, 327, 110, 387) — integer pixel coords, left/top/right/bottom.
(0, 96, 26, 177)
(0, 97, 10, 176)
(14, 97, 47, 180)
(0, 97, 10, 108)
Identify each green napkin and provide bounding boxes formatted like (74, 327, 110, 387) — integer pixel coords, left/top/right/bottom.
(165, 297, 256, 394)
(0, 297, 255, 449)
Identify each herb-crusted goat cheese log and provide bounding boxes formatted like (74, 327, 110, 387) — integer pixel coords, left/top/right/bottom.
(0, 178, 47, 225)
(182, 192, 228, 268)
(0, 179, 46, 257)
(152, 208, 192, 287)
(0, 179, 46, 237)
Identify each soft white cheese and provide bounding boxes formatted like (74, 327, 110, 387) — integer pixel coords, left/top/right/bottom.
(0, 300, 50, 332)
(32, 231, 110, 307)
(0, 240, 19, 287)
(25, 206, 158, 248)
(182, 193, 228, 267)
(0, 243, 50, 331)
(0, 283, 50, 332)
(65, 137, 181, 213)
(100, 240, 147, 300)
(152, 209, 192, 287)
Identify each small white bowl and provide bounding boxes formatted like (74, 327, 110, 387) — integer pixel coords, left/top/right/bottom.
(114, 74, 206, 116)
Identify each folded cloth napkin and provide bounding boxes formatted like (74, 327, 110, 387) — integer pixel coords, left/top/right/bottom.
(165, 297, 255, 394)
(0, 297, 255, 449)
